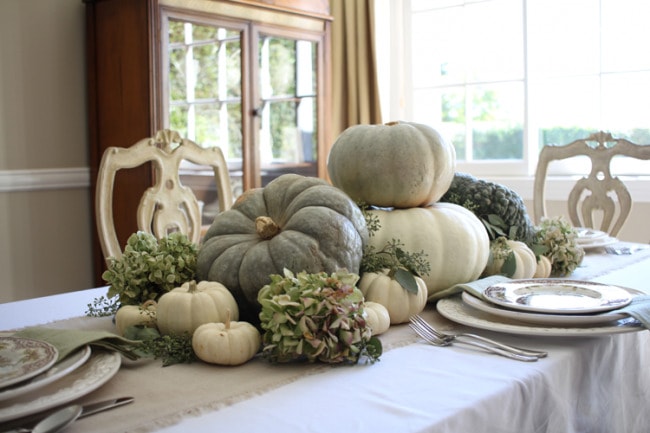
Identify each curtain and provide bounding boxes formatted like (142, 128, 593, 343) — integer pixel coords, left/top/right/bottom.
(330, 0, 383, 138)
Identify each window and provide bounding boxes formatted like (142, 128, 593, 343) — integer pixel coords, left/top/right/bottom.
(376, 0, 650, 178)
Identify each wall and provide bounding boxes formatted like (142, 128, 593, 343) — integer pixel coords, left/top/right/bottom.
(0, 0, 93, 303)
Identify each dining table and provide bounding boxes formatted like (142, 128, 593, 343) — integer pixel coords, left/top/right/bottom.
(1, 242, 649, 433)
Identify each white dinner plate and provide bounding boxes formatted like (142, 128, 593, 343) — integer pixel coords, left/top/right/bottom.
(576, 228, 608, 244)
(0, 345, 91, 402)
(483, 279, 632, 314)
(0, 337, 58, 389)
(0, 350, 121, 422)
(580, 236, 618, 250)
(461, 292, 633, 326)
(437, 295, 643, 337)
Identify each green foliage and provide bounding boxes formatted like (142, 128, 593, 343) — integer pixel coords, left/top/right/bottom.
(124, 326, 197, 367)
(358, 205, 430, 294)
(257, 269, 382, 364)
(534, 216, 585, 276)
(102, 232, 198, 306)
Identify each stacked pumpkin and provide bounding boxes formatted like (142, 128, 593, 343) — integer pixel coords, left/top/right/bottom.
(327, 121, 491, 324)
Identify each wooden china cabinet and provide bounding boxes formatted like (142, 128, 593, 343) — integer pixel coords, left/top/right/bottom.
(85, 0, 333, 284)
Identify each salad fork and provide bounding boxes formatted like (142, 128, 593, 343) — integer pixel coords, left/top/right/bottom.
(409, 321, 539, 362)
(409, 315, 548, 359)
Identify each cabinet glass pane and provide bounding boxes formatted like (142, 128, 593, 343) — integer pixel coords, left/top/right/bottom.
(258, 35, 318, 185)
(168, 19, 243, 209)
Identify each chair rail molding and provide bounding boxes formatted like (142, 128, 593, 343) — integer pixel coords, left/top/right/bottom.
(0, 168, 90, 192)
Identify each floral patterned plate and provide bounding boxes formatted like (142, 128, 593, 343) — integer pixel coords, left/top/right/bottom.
(0, 337, 58, 389)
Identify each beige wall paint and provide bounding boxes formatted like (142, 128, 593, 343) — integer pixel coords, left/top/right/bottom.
(0, 0, 93, 304)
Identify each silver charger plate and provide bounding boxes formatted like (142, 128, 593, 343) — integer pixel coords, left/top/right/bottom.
(483, 279, 632, 314)
(462, 292, 633, 326)
(437, 295, 643, 337)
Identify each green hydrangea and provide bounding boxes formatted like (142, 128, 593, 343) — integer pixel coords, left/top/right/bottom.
(103, 232, 198, 306)
(535, 216, 585, 276)
(258, 269, 382, 364)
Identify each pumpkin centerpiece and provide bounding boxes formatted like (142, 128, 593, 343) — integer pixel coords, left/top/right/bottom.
(197, 174, 368, 322)
(327, 121, 456, 208)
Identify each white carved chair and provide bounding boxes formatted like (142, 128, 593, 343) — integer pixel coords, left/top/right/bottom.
(534, 131, 650, 237)
(96, 129, 234, 261)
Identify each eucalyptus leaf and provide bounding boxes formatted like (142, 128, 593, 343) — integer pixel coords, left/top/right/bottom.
(502, 251, 517, 277)
(394, 268, 419, 294)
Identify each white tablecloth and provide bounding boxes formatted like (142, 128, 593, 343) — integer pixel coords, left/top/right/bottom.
(1, 245, 649, 433)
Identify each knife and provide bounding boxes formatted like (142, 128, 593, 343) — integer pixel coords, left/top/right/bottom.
(77, 396, 134, 419)
(0, 397, 134, 433)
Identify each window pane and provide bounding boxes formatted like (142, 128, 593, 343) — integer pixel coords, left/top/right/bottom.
(601, 0, 650, 72)
(528, 0, 600, 78)
(194, 44, 219, 100)
(602, 72, 650, 140)
(470, 82, 524, 160)
(532, 76, 600, 148)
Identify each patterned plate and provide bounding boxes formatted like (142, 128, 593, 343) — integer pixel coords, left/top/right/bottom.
(0, 337, 58, 389)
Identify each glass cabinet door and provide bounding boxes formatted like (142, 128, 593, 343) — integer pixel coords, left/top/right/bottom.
(255, 32, 319, 185)
(160, 11, 328, 217)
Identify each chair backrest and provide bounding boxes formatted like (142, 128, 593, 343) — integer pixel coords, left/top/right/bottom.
(96, 129, 234, 261)
(533, 131, 650, 237)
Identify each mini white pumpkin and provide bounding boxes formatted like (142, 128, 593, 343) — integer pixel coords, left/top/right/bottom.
(359, 269, 428, 325)
(483, 238, 537, 279)
(114, 300, 157, 336)
(192, 313, 261, 366)
(363, 301, 391, 336)
(534, 255, 553, 278)
(156, 280, 239, 336)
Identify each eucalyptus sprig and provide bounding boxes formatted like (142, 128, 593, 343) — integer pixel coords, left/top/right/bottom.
(124, 326, 196, 367)
(361, 240, 430, 294)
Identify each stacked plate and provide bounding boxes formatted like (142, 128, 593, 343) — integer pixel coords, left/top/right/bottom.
(437, 279, 643, 337)
(575, 227, 617, 250)
(0, 338, 121, 422)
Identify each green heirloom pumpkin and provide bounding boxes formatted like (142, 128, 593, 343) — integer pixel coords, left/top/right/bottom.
(368, 203, 489, 300)
(327, 121, 456, 208)
(197, 174, 368, 322)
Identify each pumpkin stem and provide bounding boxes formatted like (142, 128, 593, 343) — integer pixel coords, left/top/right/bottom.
(255, 216, 281, 240)
(187, 280, 198, 293)
(384, 121, 400, 126)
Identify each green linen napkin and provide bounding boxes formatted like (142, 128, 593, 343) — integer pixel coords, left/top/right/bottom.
(430, 275, 650, 329)
(14, 327, 143, 361)
(428, 275, 511, 301)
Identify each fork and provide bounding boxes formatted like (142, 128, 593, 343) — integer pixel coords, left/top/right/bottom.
(409, 321, 539, 362)
(410, 315, 548, 359)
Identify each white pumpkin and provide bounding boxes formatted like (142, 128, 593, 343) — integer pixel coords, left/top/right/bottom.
(156, 280, 239, 336)
(114, 300, 157, 336)
(359, 269, 427, 325)
(192, 316, 261, 366)
(368, 203, 490, 299)
(363, 301, 391, 335)
(483, 238, 537, 279)
(534, 255, 553, 278)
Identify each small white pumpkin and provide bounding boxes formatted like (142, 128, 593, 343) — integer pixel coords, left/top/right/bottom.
(363, 301, 391, 336)
(156, 280, 239, 336)
(359, 269, 428, 325)
(483, 238, 537, 279)
(114, 300, 157, 336)
(192, 314, 261, 366)
(534, 255, 553, 278)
